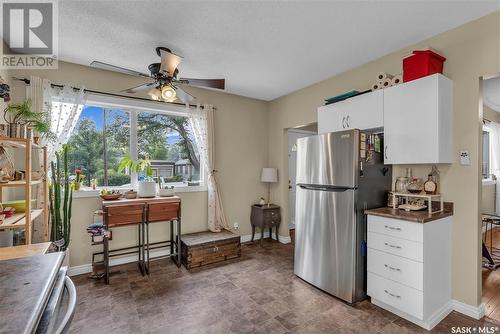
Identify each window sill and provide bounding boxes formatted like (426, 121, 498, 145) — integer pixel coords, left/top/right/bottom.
(72, 185, 208, 199)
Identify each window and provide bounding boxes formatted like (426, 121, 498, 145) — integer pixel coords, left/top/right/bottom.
(66, 98, 201, 189)
(483, 130, 490, 179)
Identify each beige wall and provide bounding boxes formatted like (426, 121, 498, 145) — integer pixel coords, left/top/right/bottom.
(9, 61, 269, 267)
(268, 12, 500, 307)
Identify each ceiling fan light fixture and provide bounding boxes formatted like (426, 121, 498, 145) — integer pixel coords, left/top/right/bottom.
(148, 87, 162, 101)
(161, 85, 176, 101)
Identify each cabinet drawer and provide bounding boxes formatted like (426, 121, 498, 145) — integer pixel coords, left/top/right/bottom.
(264, 210, 280, 220)
(368, 232, 423, 262)
(368, 215, 423, 243)
(367, 248, 423, 291)
(367, 272, 423, 320)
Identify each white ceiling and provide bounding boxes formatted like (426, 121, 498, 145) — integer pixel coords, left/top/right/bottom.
(59, 1, 500, 101)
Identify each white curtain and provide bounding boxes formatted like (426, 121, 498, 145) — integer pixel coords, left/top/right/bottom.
(42, 80, 86, 160)
(189, 104, 229, 232)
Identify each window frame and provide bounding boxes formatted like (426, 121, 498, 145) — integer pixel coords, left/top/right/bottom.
(71, 93, 207, 197)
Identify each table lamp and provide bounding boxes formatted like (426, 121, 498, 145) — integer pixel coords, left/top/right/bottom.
(261, 168, 278, 206)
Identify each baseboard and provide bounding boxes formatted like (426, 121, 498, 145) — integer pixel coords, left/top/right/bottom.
(68, 248, 170, 277)
(371, 298, 486, 330)
(240, 231, 291, 244)
(452, 300, 485, 320)
(371, 298, 452, 330)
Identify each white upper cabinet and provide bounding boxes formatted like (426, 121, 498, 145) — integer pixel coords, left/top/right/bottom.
(383, 74, 453, 164)
(318, 90, 384, 134)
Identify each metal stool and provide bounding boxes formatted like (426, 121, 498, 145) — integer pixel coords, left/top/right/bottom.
(103, 203, 146, 284)
(145, 201, 182, 273)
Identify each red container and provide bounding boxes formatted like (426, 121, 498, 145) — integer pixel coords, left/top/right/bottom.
(403, 50, 446, 82)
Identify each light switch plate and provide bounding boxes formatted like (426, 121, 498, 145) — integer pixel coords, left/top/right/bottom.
(460, 150, 471, 165)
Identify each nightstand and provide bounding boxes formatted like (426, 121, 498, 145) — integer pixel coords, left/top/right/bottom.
(250, 204, 281, 245)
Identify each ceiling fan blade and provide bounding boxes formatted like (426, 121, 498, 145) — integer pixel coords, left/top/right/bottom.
(90, 61, 151, 78)
(174, 86, 195, 104)
(178, 78, 225, 90)
(121, 82, 156, 94)
(159, 49, 183, 77)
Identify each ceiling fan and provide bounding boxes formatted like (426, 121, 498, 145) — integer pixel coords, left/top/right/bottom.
(90, 46, 225, 103)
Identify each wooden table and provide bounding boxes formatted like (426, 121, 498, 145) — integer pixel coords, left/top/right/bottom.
(0, 242, 51, 261)
(98, 196, 182, 283)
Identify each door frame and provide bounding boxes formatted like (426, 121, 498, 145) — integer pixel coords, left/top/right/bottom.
(287, 128, 315, 230)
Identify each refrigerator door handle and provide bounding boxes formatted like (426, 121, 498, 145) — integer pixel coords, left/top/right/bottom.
(298, 184, 353, 192)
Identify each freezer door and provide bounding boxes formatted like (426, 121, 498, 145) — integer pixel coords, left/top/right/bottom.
(294, 186, 357, 303)
(296, 130, 359, 188)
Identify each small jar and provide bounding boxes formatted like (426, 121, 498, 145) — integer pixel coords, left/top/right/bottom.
(394, 177, 409, 193)
(407, 177, 424, 194)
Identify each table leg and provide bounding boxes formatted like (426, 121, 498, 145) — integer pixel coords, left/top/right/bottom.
(276, 224, 280, 243)
(138, 224, 143, 274)
(251, 225, 255, 242)
(104, 234, 109, 285)
(146, 222, 150, 275)
(269, 228, 272, 241)
(260, 227, 264, 246)
(177, 218, 181, 268)
(170, 220, 174, 256)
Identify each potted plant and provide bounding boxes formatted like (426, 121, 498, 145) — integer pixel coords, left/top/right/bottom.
(73, 169, 85, 190)
(4, 99, 55, 142)
(49, 144, 73, 266)
(118, 155, 156, 197)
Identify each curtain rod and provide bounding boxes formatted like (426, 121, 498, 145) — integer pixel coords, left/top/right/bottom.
(13, 77, 206, 109)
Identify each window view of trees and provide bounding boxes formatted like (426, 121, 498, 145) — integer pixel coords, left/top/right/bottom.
(66, 105, 200, 188)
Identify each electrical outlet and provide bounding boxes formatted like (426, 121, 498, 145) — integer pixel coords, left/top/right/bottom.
(233, 222, 239, 230)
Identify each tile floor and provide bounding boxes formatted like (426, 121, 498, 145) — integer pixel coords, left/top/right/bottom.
(71, 240, 499, 334)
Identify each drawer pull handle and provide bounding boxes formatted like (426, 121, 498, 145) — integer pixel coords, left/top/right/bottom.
(384, 289, 401, 299)
(384, 242, 401, 249)
(384, 264, 401, 272)
(384, 225, 402, 231)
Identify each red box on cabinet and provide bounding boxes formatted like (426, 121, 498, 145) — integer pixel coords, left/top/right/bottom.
(403, 50, 446, 82)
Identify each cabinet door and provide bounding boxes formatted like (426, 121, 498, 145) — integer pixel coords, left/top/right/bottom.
(384, 74, 452, 164)
(344, 90, 384, 130)
(318, 90, 383, 134)
(318, 104, 346, 134)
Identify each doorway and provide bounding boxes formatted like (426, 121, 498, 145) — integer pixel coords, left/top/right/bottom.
(287, 126, 315, 242)
(480, 75, 500, 321)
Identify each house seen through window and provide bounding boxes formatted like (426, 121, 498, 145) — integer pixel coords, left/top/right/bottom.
(67, 104, 201, 188)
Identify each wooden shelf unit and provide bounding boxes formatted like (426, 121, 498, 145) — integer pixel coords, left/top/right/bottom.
(0, 137, 48, 244)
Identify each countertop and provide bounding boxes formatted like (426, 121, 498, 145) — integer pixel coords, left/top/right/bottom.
(365, 202, 454, 223)
(0, 252, 64, 334)
(0, 242, 51, 261)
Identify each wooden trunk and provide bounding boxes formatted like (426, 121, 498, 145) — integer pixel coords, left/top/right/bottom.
(181, 230, 241, 269)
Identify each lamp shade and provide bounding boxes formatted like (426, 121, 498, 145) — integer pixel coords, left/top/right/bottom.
(261, 168, 278, 183)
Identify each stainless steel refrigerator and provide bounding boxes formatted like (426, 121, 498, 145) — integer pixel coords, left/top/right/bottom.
(294, 129, 391, 304)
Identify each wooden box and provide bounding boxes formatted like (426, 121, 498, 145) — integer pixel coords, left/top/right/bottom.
(181, 230, 241, 269)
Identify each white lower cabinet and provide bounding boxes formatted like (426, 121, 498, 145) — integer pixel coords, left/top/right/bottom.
(367, 215, 452, 330)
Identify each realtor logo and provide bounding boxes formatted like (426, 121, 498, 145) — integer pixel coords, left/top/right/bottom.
(0, 0, 58, 69)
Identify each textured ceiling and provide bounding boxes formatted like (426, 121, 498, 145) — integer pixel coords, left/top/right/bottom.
(58, 1, 500, 101)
